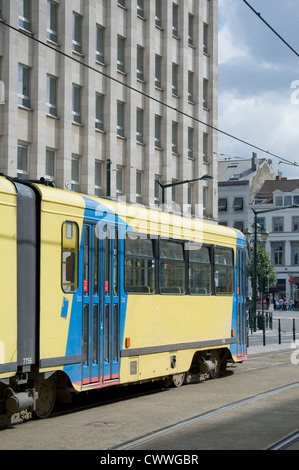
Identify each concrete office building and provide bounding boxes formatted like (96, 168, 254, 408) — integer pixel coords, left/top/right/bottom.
(0, 0, 218, 219)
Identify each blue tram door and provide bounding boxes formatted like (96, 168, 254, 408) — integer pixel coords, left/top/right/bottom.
(102, 226, 120, 382)
(236, 248, 247, 356)
(82, 224, 100, 384)
(82, 223, 120, 385)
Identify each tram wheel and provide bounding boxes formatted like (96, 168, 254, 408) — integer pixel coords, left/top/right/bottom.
(171, 373, 186, 387)
(209, 350, 223, 379)
(33, 375, 56, 419)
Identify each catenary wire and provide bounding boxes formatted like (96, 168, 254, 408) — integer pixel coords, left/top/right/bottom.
(0, 17, 298, 169)
(242, 0, 299, 59)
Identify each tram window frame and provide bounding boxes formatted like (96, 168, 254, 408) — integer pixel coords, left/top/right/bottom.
(214, 246, 234, 295)
(159, 239, 186, 294)
(61, 221, 79, 293)
(188, 243, 212, 295)
(124, 232, 156, 294)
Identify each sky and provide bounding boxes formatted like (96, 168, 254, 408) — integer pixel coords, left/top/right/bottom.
(218, 0, 299, 179)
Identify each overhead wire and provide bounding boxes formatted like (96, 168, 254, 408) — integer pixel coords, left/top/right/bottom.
(0, 17, 298, 169)
(242, 0, 299, 59)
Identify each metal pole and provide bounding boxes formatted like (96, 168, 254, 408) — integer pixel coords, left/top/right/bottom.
(293, 318, 296, 343)
(251, 211, 258, 328)
(278, 319, 281, 344)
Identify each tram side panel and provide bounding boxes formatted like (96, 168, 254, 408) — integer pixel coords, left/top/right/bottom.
(0, 178, 18, 383)
(37, 187, 85, 390)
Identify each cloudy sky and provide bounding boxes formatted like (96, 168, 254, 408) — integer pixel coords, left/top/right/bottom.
(218, 0, 299, 178)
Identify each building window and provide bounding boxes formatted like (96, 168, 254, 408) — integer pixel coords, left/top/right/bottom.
(0, 0, 2, 19)
(136, 171, 143, 204)
(71, 155, 81, 192)
(172, 3, 179, 38)
(172, 122, 178, 154)
(155, 0, 162, 27)
(72, 85, 82, 124)
(95, 160, 103, 197)
(117, 35, 125, 73)
(293, 216, 299, 232)
(155, 55, 162, 89)
(172, 179, 177, 204)
(188, 14, 194, 46)
(47, 75, 57, 117)
(116, 166, 123, 197)
(203, 132, 208, 163)
(203, 79, 208, 109)
(137, 0, 144, 18)
(72, 13, 82, 54)
(18, 65, 30, 108)
(218, 198, 227, 212)
(136, 108, 144, 144)
(17, 144, 29, 179)
(233, 197, 244, 211)
(47, 0, 58, 43)
(155, 115, 162, 149)
(172, 63, 178, 96)
(292, 243, 299, 265)
(188, 71, 194, 103)
(117, 101, 125, 137)
(118, 0, 125, 7)
(96, 25, 105, 64)
(19, 0, 31, 31)
(46, 149, 56, 182)
(95, 93, 104, 131)
(272, 243, 285, 266)
(137, 46, 144, 81)
(234, 221, 244, 232)
(154, 177, 161, 206)
(273, 217, 284, 232)
(188, 127, 193, 159)
(203, 24, 208, 54)
(203, 187, 207, 216)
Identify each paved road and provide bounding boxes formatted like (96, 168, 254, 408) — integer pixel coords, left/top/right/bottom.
(0, 344, 298, 452)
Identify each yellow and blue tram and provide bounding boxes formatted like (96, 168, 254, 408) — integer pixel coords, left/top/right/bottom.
(0, 175, 247, 423)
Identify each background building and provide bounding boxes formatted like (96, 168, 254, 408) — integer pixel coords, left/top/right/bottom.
(218, 153, 275, 231)
(252, 177, 299, 305)
(0, 0, 218, 219)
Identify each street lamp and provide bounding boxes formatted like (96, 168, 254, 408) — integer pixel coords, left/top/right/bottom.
(158, 174, 214, 206)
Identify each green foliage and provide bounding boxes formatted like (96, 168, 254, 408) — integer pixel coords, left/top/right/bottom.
(247, 244, 277, 285)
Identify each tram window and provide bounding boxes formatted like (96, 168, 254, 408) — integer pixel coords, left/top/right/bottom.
(61, 221, 79, 293)
(189, 245, 211, 295)
(159, 240, 185, 294)
(125, 234, 155, 293)
(214, 247, 234, 294)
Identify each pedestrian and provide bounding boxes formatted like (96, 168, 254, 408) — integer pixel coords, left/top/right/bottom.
(288, 298, 294, 311)
(279, 297, 283, 310)
(283, 297, 287, 311)
(266, 294, 270, 310)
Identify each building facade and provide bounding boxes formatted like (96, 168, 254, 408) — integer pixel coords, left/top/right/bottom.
(218, 154, 275, 232)
(0, 0, 218, 219)
(252, 178, 299, 305)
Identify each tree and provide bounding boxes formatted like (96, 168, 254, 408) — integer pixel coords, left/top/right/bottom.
(247, 244, 277, 291)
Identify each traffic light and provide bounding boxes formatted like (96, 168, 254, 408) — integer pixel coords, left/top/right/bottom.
(289, 275, 294, 285)
(258, 276, 269, 293)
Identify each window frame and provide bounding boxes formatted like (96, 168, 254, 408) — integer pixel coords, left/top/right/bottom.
(61, 221, 79, 293)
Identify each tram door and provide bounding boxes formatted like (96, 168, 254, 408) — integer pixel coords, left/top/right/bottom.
(82, 223, 120, 385)
(236, 248, 247, 355)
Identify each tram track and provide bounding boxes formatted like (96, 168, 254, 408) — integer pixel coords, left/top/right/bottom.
(113, 381, 299, 450)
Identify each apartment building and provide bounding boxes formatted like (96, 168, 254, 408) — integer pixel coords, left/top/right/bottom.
(0, 0, 218, 219)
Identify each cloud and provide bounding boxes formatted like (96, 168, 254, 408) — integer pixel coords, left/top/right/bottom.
(218, 0, 299, 178)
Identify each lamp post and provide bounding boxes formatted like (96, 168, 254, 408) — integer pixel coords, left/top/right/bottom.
(158, 174, 214, 206)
